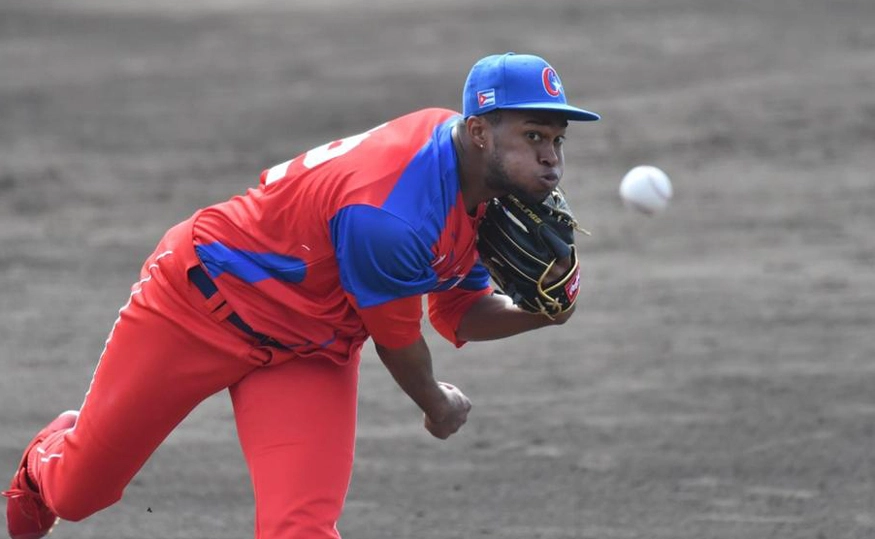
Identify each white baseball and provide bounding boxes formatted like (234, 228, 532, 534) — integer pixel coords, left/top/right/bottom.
(619, 165, 673, 215)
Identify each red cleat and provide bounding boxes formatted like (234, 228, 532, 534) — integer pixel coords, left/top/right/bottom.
(3, 410, 79, 539)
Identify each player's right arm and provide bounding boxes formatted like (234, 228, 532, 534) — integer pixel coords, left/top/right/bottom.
(332, 204, 471, 439)
(374, 337, 471, 440)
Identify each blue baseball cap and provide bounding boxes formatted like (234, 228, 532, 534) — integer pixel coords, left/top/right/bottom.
(462, 53, 600, 122)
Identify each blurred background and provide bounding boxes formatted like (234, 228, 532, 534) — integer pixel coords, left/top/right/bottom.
(2, 0, 874, 537)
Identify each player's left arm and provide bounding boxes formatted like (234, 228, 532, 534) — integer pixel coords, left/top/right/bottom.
(455, 289, 574, 342)
(434, 257, 575, 343)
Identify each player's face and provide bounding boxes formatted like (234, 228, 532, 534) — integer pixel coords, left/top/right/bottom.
(484, 110, 568, 203)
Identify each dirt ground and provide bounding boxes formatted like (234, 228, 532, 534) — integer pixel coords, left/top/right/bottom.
(2, 0, 875, 537)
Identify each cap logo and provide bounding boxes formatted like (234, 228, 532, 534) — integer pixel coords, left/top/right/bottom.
(477, 89, 496, 108)
(542, 67, 562, 97)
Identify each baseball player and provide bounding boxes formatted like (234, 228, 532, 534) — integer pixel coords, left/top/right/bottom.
(4, 52, 599, 539)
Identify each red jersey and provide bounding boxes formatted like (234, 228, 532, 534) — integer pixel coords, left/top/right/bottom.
(192, 108, 492, 364)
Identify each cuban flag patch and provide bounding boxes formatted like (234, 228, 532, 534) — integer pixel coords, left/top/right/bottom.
(477, 89, 496, 108)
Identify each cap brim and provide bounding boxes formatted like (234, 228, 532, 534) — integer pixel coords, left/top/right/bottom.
(502, 102, 600, 122)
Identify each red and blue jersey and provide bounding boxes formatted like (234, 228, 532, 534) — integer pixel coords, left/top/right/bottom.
(191, 108, 492, 364)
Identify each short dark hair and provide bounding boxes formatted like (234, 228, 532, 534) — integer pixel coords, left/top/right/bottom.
(480, 109, 503, 126)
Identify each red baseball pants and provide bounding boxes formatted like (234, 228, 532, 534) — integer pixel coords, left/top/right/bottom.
(26, 218, 360, 538)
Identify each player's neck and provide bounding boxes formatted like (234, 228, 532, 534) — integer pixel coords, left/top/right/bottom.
(452, 121, 491, 215)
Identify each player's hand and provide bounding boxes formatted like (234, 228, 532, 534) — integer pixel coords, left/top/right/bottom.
(424, 382, 471, 440)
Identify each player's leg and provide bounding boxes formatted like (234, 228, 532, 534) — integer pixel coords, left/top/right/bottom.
(3, 411, 80, 538)
(6, 246, 257, 530)
(230, 354, 360, 539)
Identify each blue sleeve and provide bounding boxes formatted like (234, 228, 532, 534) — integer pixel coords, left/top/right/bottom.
(330, 204, 437, 308)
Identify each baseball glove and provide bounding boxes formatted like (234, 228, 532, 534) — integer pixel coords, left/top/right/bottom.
(476, 188, 584, 319)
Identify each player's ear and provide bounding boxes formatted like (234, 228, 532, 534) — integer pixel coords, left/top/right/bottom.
(465, 115, 489, 150)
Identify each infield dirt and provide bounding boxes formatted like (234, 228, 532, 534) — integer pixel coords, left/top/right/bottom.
(2, 1, 874, 538)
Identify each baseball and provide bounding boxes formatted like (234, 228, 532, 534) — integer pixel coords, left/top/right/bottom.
(619, 165, 673, 215)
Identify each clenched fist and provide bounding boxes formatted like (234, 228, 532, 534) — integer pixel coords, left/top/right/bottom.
(424, 382, 471, 440)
